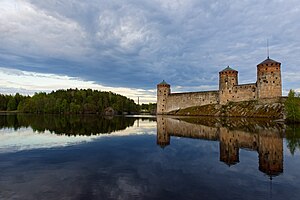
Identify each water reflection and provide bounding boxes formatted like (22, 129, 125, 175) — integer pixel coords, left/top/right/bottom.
(0, 114, 136, 135)
(0, 115, 157, 153)
(0, 115, 300, 200)
(157, 116, 284, 177)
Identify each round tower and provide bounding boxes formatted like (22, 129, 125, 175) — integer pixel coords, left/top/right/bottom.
(258, 134, 283, 177)
(157, 80, 170, 114)
(219, 66, 238, 104)
(156, 116, 170, 148)
(257, 57, 282, 99)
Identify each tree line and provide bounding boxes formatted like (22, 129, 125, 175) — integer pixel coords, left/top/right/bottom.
(0, 89, 140, 114)
(140, 103, 157, 114)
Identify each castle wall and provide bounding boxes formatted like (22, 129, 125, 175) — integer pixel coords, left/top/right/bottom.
(230, 83, 257, 102)
(165, 91, 219, 113)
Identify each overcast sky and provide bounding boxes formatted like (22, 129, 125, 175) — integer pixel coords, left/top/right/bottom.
(0, 0, 300, 103)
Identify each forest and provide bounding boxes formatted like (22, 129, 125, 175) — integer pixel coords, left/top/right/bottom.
(0, 89, 140, 114)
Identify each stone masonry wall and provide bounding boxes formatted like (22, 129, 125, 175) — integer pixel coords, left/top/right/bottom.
(230, 83, 257, 102)
(257, 63, 282, 99)
(165, 91, 219, 113)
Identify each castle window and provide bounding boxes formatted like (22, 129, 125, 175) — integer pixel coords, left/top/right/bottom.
(266, 68, 268, 70)
(276, 68, 278, 70)
(229, 90, 231, 93)
(273, 81, 275, 83)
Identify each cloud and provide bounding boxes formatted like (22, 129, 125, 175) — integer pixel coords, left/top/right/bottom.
(0, 0, 299, 93)
(0, 67, 156, 103)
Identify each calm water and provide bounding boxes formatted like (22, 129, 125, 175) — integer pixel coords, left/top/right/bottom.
(0, 114, 300, 200)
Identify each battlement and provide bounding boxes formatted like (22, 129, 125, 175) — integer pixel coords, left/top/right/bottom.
(170, 91, 219, 96)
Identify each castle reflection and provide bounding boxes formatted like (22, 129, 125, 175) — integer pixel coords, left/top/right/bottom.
(157, 116, 284, 177)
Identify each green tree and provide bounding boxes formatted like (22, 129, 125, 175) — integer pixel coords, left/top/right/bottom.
(0, 95, 8, 110)
(0, 89, 138, 114)
(7, 96, 17, 111)
(285, 89, 300, 123)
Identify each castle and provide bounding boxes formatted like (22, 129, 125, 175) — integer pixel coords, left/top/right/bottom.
(157, 57, 282, 114)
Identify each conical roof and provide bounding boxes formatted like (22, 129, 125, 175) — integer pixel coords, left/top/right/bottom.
(158, 80, 170, 85)
(220, 66, 237, 72)
(258, 57, 281, 65)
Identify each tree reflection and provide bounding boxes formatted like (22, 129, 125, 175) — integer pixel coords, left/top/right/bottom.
(286, 124, 300, 155)
(0, 114, 136, 136)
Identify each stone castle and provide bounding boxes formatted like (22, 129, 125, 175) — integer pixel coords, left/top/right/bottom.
(157, 57, 282, 114)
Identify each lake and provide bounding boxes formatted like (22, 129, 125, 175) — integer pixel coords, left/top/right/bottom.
(0, 114, 300, 200)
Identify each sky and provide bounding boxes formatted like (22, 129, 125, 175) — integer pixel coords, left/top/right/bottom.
(0, 0, 300, 103)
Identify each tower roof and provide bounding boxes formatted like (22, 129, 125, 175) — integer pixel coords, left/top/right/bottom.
(220, 66, 237, 72)
(158, 80, 170, 85)
(258, 57, 281, 65)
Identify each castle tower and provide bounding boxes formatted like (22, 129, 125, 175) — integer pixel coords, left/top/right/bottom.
(219, 66, 238, 104)
(258, 134, 283, 177)
(257, 57, 282, 99)
(219, 127, 239, 166)
(156, 116, 170, 148)
(157, 80, 170, 114)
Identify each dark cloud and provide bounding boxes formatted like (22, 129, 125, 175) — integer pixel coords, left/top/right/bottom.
(0, 0, 299, 91)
